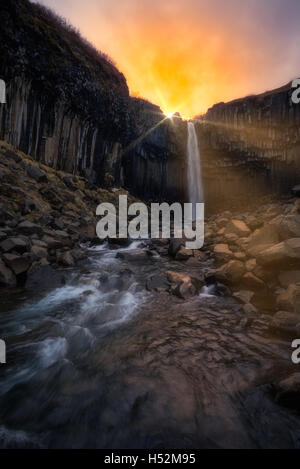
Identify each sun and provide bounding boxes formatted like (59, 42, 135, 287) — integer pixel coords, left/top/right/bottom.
(166, 111, 174, 118)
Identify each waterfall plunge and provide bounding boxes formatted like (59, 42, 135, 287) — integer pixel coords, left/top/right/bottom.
(187, 121, 203, 220)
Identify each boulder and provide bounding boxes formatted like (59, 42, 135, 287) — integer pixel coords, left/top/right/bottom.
(225, 219, 251, 237)
(18, 220, 43, 236)
(213, 244, 233, 262)
(213, 260, 246, 285)
(2, 253, 31, 276)
(146, 274, 169, 292)
(0, 237, 29, 254)
(242, 272, 265, 290)
(247, 224, 280, 257)
(277, 215, 300, 240)
(276, 284, 300, 314)
(26, 164, 48, 183)
(116, 249, 148, 263)
(31, 245, 48, 259)
(257, 238, 300, 268)
(0, 259, 16, 287)
(175, 246, 194, 261)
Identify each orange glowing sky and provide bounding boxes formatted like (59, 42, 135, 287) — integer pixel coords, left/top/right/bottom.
(36, 0, 300, 118)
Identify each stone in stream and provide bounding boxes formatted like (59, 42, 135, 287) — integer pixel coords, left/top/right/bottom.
(166, 270, 203, 299)
(146, 274, 170, 293)
(116, 249, 149, 262)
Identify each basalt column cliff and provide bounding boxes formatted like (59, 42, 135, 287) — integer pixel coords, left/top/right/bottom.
(195, 83, 300, 212)
(0, 0, 186, 202)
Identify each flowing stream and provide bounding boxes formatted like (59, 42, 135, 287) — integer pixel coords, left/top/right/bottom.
(0, 240, 300, 448)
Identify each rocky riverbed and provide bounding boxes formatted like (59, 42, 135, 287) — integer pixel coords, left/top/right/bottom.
(1, 141, 300, 448)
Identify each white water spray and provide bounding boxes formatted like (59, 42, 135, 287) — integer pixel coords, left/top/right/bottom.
(187, 121, 203, 220)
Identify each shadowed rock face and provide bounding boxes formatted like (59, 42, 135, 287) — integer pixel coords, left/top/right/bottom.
(0, 0, 186, 202)
(195, 83, 300, 213)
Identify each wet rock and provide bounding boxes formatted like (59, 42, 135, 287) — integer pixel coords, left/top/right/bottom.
(172, 281, 196, 299)
(175, 246, 194, 261)
(146, 274, 170, 292)
(2, 253, 31, 276)
(26, 164, 48, 183)
(0, 237, 29, 254)
(166, 270, 203, 299)
(276, 284, 300, 314)
(271, 311, 300, 334)
(116, 249, 149, 262)
(226, 219, 251, 237)
(213, 260, 246, 285)
(0, 258, 16, 287)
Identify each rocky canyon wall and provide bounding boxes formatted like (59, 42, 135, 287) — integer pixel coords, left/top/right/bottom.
(0, 0, 186, 202)
(195, 82, 300, 213)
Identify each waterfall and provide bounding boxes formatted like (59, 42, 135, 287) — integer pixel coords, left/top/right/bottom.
(187, 121, 203, 220)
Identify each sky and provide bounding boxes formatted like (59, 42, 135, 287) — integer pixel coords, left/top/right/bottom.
(35, 0, 300, 118)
